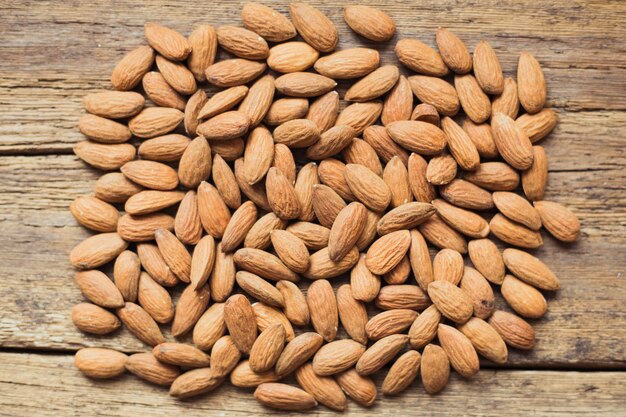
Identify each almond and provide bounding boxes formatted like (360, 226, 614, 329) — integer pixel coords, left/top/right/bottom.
(383, 156, 414, 208)
(192, 303, 226, 351)
(273, 118, 320, 148)
(111, 45, 155, 91)
(198, 86, 248, 120)
(277, 280, 310, 326)
(345, 164, 391, 212)
(187, 24, 218, 82)
(71, 303, 121, 335)
(170, 368, 224, 399)
(473, 40, 504, 94)
(197, 110, 250, 141)
(516, 108, 558, 143)
(155, 55, 197, 95)
(306, 125, 356, 160)
(436, 28, 471, 74)
(463, 161, 520, 191)
(235, 157, 270, 210)
(440, 179, 494, 211)
(311, 184, 346, 228)
(190, 235, 216, 290)
(492, 77, 519, 118)
(236, 271, 284, 307)
(232, 361, 280, 388)
(175, 191, 203, 245)
(270, 229, 310, 274)
(517, 52, 546, 114)
(212, 336, 243, 377)
(128, 106, 184, 139)
(294, 162, 319, 222)
(295, 363, 347, 411)
(382, 350, 421, 395)
(345, 65, 400, 102)
(94, 172, 143, 203)
(70, 233, 128, 270)
(254, 383, 317, 411)
(420, 344, 450, 394)
(343, 138, 383, 176)
(407, 153, 437, 202)
(411, 103, 440, 125)
(490, 213, 543, 249)
(455, 74, 491, 123)
(120, 214, 179, 250)
(70, 195, 119, 232)
(467, 238, 505, 285)
(253, 302, 295, 339)
(376, 284, 430, 311)
(153, 342, 211, 368)
(144, 22, 190, 61)
(382, 75, 413, 125)
(365, 230, 411, 275)
(488, 310, 535, 350)
(438, 324, 479, 378)
(327, 202, 366, 261)
(138, 272, 174, 323)
(408, 75, 459, 117)
(197, 181, 231, 238)
(395, 38, 449, 76)
(318, 159, 355, 201)
(377, 202, 435, 235)
(306, 91, 340, 132)
(171, 284, 210, 337)
(491, 112, 534, 170)
(125, 190, 185, 216)
(307, 280, 338, 342)
(125, 352, 180, 386)
(271, 144, 297, 184)
(441, 116, 480, 171)
(387, 120, 448, 155)
(184, 90, 207, 136)
(462, 119, 499, 158)
(427, 280, 473, 324)
(409, 229, 434, 290)
(289, 3, 338, 52)
(501, 275, 548, 319)
(116, 302, 164, 346)
(344, 5, 395, 41)
(312, 339, 365, 376)
(503, 248, 560, 291)
(234, 247, 299, 282)
(224, 294, 258, 354)
(266, 167, 302, 220)
(267, 42, 319, 73)
(534, 200, 580, 242)
(75, 348, 127, 379)
(249, 324, 286, 373)
(217, 25, 269, 60)
(241, 3, 297, 42)
(142, 71, 185, 112)
(335, 101, 383, 135)
(74, 141, 136, 171)
(432, 199, 489, 239)
(155, 228, 191, 282)
(83, 91, 145, 119)
(418, 214, 468, 254)
(433, 248, 464, 285)
(213, 138, 246, 161)
(238, 75, 275, 127)
(265, 98, 309, 126)
(205, 58, 266, 87)
(522, 145, 549, 201)
(275, 72, 337, 98)
(275, 332, 324, 377)
(365, 309, 418, 340)
(246, 212, 287, 250)
(314, 48, 379, 79)
(493, 191, 542, 230)
(335, 369, 377, 407)
(356, 334, 407, 375)
(121, 160, 179, 191)
(336, 284, 368, 344)
(136, 243, 178, 287)
(408, 304, 441, 349)
(458, 317, 508, 364)
(221, 201, 257, 252)
(138, 134, 191, 162)
(460, 266, 495, 319)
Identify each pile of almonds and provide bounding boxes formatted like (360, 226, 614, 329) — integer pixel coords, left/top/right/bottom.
(69, 2, 581, 411)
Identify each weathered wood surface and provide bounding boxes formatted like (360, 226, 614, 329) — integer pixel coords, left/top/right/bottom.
(0, 155, 624, 367)
(1, 352, 625, 416)
(0, 0, 625, 153)
(0, 0, 625, 414)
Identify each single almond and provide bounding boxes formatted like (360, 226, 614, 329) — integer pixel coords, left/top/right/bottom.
(273, 118, 320, 148)
(493, 191, 542, 230)
(70, 233, 128, 270)
(383, 156, 414, 208)
(387, 120, 448, 155)
(295, 363, 347, 411)
(190, 235, 216, 290)
(270, 229, 310, 274)
(408, 75, 459, 116)
(275, 332, 324, 377)
(205, 58, 266, 87)
(272, 143, 297, 184)
(382, 75, 413, 125)
(438, 324, 479, 378)
(335, 101, 383, 136)
(83, 91, 145, 119)
(490, 213, 543, 249)
(265, 98, 309, 126)
(171, 284, 210, 337)
(116, 302, 164, 346)
(71, 303, 121, 335)
(491, 112, 534, 170)
(268, 41, 319, 73)
(409, 229, 434, 290)
(198, 86, 248, 120)
(153, 343, 211, 368)
(94, 172, 143, 203)
(335, 369, 377, 407)
(235, 157, 270, 211)
(503, 248, 560, 290)
(277, 280, 310, 326)
(408, 304, 441, 349)
(376, 284, 430, 311)
(464, 161, 520, 191)
(336, 284, 369, 344)
(249, 324, 286, 373)
(125, 190, 185, 216)
(253, 302, 295, 344)
(433, 248, 464, 285)
(144, 22, 191, 61)
(377, 202, 435, 235)
(382, 350, 421, 395)
(155, 55, 197, 95)
(155, 228, 191, 282)
(192, 303, 226, 351)
(345, 163, 391, 212)
(187, 24, 218, 82)
(234, 247, 299, 282)
(441, 116, 480, 171)
(460, 266, 495, 319)
(184, 90, 207, 136)
(473, 40, 504, 94)
(365, 309, 418, 340)
(170, 367, 224, 398)
(138, 134, 191, 162)
(238, 75, 275, 127)
(289, 3, 338, 52)
(427, 280, 473, 324)
(212, 336, 243, 378)
(395, 38, 449, 76)
(458, 317, 508, 364)
(501, 275, 547, 319)
(488, 310, 535, 350)
(462, 119, 499, 158)
(128, 107, 184, 139)
(440, 178, 494, 211)
(407, 153, 437, 202)
(356, 334, 408, 375)
(125, 352, 181, 386)
(312, 184, 346, 228)
(344, 5, 395, 41)
(328, 202, 366, 262)
(246, 212, 287, 250)
(365, 230, 411, 275)
(254, 383, 317, 411)
(306, 91, 340, 132)
(343, 138, 383, 176)
(516, 108, 558, 143)
(221, 201, 257, 252)
(318, 159, 355, 202)
(492, 77, 519, 119)
(266, 167, 302, 220)
(294, 162, 319, 222)
(467, 238, 505, 285)
(411, 103, 440, 125)
(70, 195, 119, 232)
(241, 3, 297, 42)
(522, 146, 549, 201)
(421, 344, 450, 394)
(138, 272, 174, 323)
(121, 160, 179, 191)
(175, 191, 203, 245)
(312, 339, 366, 376)
(275, 72, 336, 97)
(307, 280, 338, 342)
(137, 243, 178, 287)
(432, 198, 490, 239)
(455, 74, 491, 123)
(345, 65, 400, 102)
(517, 51, 546, 114)
(315, 48, 379, 79)
(224, 294, 257, 354)
(197, 181, 231, 238)
(111, 45, 155, 91)
(217, 25, 269, 60)
(75, 348, 128, 379)
(197, 110, 250, 141)
(436, 28, 471, 74)
(418, 213, 468, 254)
(350, 253, 381, 302)
(236, 271, 284, 307)
(534, 200, 580, 242)
(75, 141, 136, 171)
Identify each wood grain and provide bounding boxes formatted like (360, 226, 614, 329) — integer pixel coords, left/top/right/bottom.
(1, 352, 625, 416)
(0, 155, 624, 366)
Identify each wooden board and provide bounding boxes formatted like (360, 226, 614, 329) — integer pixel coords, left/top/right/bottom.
(1, 0, 625, 414)
(1, 352, 626, 416)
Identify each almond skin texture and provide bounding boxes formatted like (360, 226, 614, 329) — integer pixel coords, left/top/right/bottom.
(501, 275, 548, 319)
(84, 91, 145, 119)
(178, 136, 211, 189)
(137, 243, 178, 287)
(395, 39, 449, 76)
(94, 173, 142, 203)
(155, 55, 197, 95)
(138, 134, 190, 162)
(246, 212, 287, 250)
(433, 248, 464, 285)
(345, 164, 391, 212)
(365, 309, 418, 340)
(383, 75, 413, 125)
(336, 369, 377, 407)
(236, 271, 284, 307)
(117, 302, 164, 346)
(411, 103, 440, 125)
(273, 118, 321, 148)
(205, 59, 267, 87)
(71, 303, 121, 335)
(492, 77, 520, 119)
(460, 266, 496, 319)
(408, 75, 460, 117)
(522, 146, 549, 201)
(455, 74, 491, 123)
(468, 238, 505, 285)
(128, 107, 184, 139)
(111, 45, 155, 91)
(387, 120, 448, 155)
(343, 138, 383, 176)
(70, 196, 119, 232)
(249, 324, 286, 373)
(170, 368, 224, 399)
(516, 108, 558, 143)
(345, 65, 400, 102)
(427, 280, 473, 324)
(432, 198, 489, 239)
(137, 272, 174, 324)
(441, 116, 480, 171)
(143, 71, 186, 110)
(408, 153, 437, 203)
(328, 202, 366, 262)
(192, 303, 226, 351)
(344, 5, 395, 41)
(275, 332, 324, 377)
(383, 156, 414, 208)
(265, 98, 309, 126)
(74, 141, 136, 171)
(312, 339, 366, 376)
(125, 190, 185, 216)
(266, 167, 302, 220)
(295, 363, 347, 411)
(409, 229, 434, 291)
(377, 202, 436, 235)
(408, 304, 441, 349)
(75, 348, 128, 379)
(382, 350, 421, 395)
(242, 3, 297, 42)
(212, 338, 243, 379)
(307, 91, 340, 132)
(175, 191, 203, 245)
(436, 28, 471, 74)
(217, 25, 269, 60)
(458, 317, 508, 364)
(144, 22, 190, 61)
(254, 383, 317, 411)
(121, 160, 179, 191)
(172, 284, 210, 337)
(155, 229, 191, 282)
(376, 284, 430, 311)
(488, 310, 535, 350)
(491, 112, 534, 170)
(351, 253, 381, 302)
(366, 230, 411, 275)
(187, 24, 218, 82)
(116, 209, 174, 243)
(277, 280, 310, 326)
(493, 191, 542, 230)
(70, 233, 128, 270)
(307, 280, 338, 342)
(534, 200, 580, 242)
(221, 201, 257, 252)
(440, 179, 494, 211)
(421, 344, 450, 394)
(153, 343, 211, 368)
(314, 48, 380, 79)
(490, 213, 543, 249)
(275, 72, 337, 98)
(335, 101, 383, 136)
(356, 334, 408, 375)
(267, 42, 319, 73)
(518, 52, 547, 114)
(199, 86, 248, 120)
(464, 162, 520, 192)
(271, 229, 310, 274)
(462, 120, 499, 159)
(336, 284, 368, 344)
(289, 3, 338, 53)
(197, 181, 231, 238)
(224, 294, 258, 354)
(473, 40, 504, 94)
(438, 324, 479, 378)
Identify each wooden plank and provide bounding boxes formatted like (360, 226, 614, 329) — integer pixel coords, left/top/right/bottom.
(0, 352, 625, 416)
(1, 0, 625, 153)
(0, 155, 624, 366)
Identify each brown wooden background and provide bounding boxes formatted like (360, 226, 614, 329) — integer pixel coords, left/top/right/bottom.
(1, 0, 625, 415)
